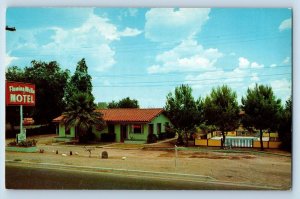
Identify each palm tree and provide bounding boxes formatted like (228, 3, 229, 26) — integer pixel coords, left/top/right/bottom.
(64, 92, 105, 143)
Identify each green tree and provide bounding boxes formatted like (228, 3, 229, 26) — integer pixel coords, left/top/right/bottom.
(64, 92, 105, 143)
(241, 84, 282, 150)
(203, 85, 240, 148)
(96, 102, 108, 109)
(6, 66, 25, 81)
(63, 58, 104, 143)
(64, 58, 93, 106)
(70, 58, 92, 94)
(107, 97, 139, 108)
(165, 84, 202, 146)
(6, 61, 69, 125)
(107, 100, 119, 108)
(278, 97, 292, 151)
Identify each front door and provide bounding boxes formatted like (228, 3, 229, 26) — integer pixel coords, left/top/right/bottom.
(148, 124, 154, 135)
(120, 125, 127, 142)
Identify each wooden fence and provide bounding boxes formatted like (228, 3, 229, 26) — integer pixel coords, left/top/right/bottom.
(195, 138, 282, 149)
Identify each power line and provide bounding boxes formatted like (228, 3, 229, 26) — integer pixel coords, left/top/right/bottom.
(93, 72, 291, 88)
(8, 34, 290, 56)
(92, 64, 291, 78)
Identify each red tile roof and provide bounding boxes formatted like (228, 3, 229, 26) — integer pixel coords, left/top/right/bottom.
(52, 115, 65, 123)
(52, 108, 165, 123)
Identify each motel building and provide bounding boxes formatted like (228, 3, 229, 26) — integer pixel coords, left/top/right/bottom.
(52, 108, 172, 144)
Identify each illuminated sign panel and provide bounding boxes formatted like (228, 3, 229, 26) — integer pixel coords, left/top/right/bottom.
(6, 81, 35, 106)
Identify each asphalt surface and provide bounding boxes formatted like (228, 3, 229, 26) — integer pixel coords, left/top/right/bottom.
(5, 163, 270, 190)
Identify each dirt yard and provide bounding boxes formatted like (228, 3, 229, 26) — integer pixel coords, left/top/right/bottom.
(5, 134, 291, 190)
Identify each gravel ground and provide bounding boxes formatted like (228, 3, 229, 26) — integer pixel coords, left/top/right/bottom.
(5, 134, 292, 190)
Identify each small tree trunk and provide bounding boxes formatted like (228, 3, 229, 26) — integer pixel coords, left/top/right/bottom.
(221, 130, 226, 149)
(185, 131, 189, 147)
(260, 129, 264, 151)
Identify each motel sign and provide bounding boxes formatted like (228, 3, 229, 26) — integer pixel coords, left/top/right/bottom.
(6, 81, 35, 106)
(6, 81, 36, 143)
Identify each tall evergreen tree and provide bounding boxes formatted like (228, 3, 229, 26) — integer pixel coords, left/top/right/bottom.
(165, 84, 202, 146)
(278, 97, 292, 151)
(63, 58, 105, 143)
(203, 85, 240, 148)
(71, 58, 92, 94)
(64, 58, 93, 106)
(241, 84, 282, 150)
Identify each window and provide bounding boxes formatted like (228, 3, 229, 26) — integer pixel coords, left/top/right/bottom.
(133, 124, 142, 134)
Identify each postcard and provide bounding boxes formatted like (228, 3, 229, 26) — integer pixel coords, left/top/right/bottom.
(5, 8, 292, 190)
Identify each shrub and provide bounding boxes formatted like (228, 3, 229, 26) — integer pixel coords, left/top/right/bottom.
(7, 141, 17, 147)
(101, 133, 116, 142)
(166, 131, 176, 138)
(165, 124, 176, 138)
(158, 133, 167, 140)
(7, 139, 37, 147)
(176, 134, 184, 146)
(147, 134, 157, 143)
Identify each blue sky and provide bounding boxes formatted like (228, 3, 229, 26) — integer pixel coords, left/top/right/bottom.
(6, 8, 292, 107)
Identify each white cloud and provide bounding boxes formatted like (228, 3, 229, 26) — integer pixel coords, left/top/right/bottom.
(118, 27, 142, 37)
(103, 80, 111, 86)
(283, 56, 291, 64)
(145, 8, 210, 42)
(147, 39, 223, 73)
(128, 8, 138, 17)
(185, 65, 247, 91)
(19, 12, 142, 72)
(251, 62, 264, 69)
(279, 18, 291, 31)
(185, 56, 264, 92)
(250, 73, 259, 81)
(5, 53, 18, 67)
(270, 79, 291, 102)
(238, 57, 250, 68)
(270, 64, 277, 68)
(249, 82, 257, 89)
(238, 57, 264, 69)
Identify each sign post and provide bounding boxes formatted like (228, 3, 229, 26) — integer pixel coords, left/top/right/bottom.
(6, 81, 35, 143)
(175, 145, 178, 169)
(20, 105, 23, 139)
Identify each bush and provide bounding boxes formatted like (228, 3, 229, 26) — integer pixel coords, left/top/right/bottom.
(176, 134, 184, 146)
(7, 141, 17, 147)
(158, 131, 176, 140)
(279, 131, 291, 152)
(147, 134, 157, 143)
(166, 131, 176, 138)
(158, 133, 167, 140)
(101, 133, 116, 142)
(7, 139, 37, 147)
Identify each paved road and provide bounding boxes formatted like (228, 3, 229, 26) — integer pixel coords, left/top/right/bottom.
(5, 163, 269, 190)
